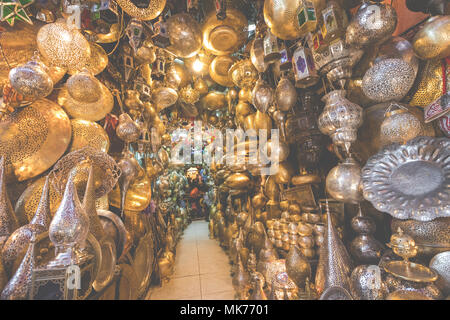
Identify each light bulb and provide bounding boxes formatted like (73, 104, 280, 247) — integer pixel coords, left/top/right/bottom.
(192, 59, 204, 73)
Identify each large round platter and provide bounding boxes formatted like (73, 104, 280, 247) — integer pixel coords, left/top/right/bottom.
(361, 137, 450, 222)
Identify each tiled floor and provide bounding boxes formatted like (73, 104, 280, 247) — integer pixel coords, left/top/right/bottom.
(146, 220, 235, 300)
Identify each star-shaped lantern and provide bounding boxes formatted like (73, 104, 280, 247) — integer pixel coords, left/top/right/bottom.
(0, 0, 33, 26)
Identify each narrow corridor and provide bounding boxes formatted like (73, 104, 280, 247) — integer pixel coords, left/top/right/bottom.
(146, 221, 235, 300)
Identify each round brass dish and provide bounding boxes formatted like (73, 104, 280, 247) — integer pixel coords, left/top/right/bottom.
(0, 98, 71, 182)
(70, 119, 110, 153)
(384, 261, 438, 283)
(93, 236, 117, 292)
(209, 55, 237, 87)
(98, 210, 128, 260)
(132, 233, 154, 298)
(202, 9, 248, 55)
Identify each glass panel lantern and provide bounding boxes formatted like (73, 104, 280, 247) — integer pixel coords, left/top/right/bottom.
(321, 1, 348, 45)
(297, 0, 318, 35)
(292, 44, 319, 88)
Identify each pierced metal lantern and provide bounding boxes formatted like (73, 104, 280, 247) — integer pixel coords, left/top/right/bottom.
(318, 90, 363, 153)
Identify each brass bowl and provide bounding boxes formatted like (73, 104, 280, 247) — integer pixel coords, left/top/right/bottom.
(202, 9, 248, 55)
(413, 16, 450, 60)
(209, 55, 237, 87)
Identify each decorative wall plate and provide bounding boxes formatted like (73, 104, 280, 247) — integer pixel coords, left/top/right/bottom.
(362, 137, 450, 222)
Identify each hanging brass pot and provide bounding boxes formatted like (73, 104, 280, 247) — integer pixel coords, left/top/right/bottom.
(116, 113, 142, 144)
(276, 76, 297, 112)
(224, 173, 251, 190)
(201, 91, 227, 111)
(166, 13, 202, 58)
(263, 0, 324, 40)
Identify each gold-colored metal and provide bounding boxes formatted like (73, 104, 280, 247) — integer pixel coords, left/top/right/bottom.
(57, 81, 114, 122)
(0, 99, 71, 182)
(209, 55, 237, 87)
(229, 59, 258, 89)
(0, 157, 19, 249)
(109, 173, 151, 212)
(117, 263, 139, 300)
(66, 69, 101, 103)
(201, 91, 227, 111)
(85, 23, 121, 44)
(49, 147, 121, 199)
(409, 58, 447, 108)
(413, 16, 450, 60)
(37, 19, 91, 70)
(224, 173, 251, 190)
(264, 0, 325, 40)
(165, 62, 190, 89)
(68, 42, 108, 76)
(115, 0, 165, 21)
(70, 119, 110, 153)
(202, 8, 248, 56)
(15, 177, 62, 222)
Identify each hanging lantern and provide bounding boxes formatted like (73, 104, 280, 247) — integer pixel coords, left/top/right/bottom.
(318, 90, 363, 153)
(125, 19, 144, 53)
(380, 103, 424, 146)
(292, 44, 319, 88)
(263, 29, 281, 64)
(320, 0, 348, 45)
(37, 19, 91, 70)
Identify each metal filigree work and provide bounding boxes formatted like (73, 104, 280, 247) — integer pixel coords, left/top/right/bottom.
(362, 58, 416, 103)
(49, 147, 121, 199)
(362, 137, 450, 222)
